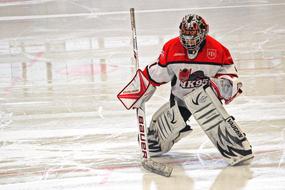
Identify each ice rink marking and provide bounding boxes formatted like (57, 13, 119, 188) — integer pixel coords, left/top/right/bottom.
(0, 3, 284, 21)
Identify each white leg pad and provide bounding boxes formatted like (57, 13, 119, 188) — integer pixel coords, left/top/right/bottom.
(184, 85, 254, 165)
(148, 102, 188, 156)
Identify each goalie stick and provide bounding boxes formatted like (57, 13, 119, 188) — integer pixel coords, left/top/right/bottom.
(130, 8, 173, 177)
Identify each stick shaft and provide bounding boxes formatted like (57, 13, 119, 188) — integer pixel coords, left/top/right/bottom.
(137, 104, 150, 159)
(130, 8, 139, 70)
(129, 8, 173, 177)
(130, 8, 150, 159)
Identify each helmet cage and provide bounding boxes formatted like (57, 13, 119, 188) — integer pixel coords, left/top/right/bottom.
(179, 14, 208, 58)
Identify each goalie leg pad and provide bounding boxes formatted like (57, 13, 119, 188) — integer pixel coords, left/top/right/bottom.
(183, 85, 253, 165)
(147, 102, 192, 157)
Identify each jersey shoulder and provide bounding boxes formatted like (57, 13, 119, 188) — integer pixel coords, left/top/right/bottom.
(158, 37, 185, 66)
(202, 35, 234, 65)
(163, 37, 183, 50)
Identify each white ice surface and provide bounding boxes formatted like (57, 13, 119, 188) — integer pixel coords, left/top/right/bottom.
(0, 0, 285, 190)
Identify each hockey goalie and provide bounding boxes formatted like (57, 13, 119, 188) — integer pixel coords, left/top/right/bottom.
(118, 14, 253, 166)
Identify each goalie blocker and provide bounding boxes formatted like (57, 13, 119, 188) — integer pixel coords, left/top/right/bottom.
(183, 84, 254, 165)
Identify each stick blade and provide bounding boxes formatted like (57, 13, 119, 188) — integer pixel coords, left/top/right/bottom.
(142, 159, 173, 177)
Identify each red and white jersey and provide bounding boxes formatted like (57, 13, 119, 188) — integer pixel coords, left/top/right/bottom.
(142, 35, 238, 105)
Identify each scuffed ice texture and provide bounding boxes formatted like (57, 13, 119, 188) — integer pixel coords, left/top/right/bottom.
(0, 0, 285, 189)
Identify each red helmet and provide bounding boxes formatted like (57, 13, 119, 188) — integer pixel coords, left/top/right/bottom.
(179, 14, 209, 59)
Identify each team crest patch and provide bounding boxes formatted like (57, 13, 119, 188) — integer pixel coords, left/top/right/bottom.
(207, 49, 217, 60)
(179, 68, 191, 82)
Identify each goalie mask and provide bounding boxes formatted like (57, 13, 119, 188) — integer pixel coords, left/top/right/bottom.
(179, 14, 209, 59)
